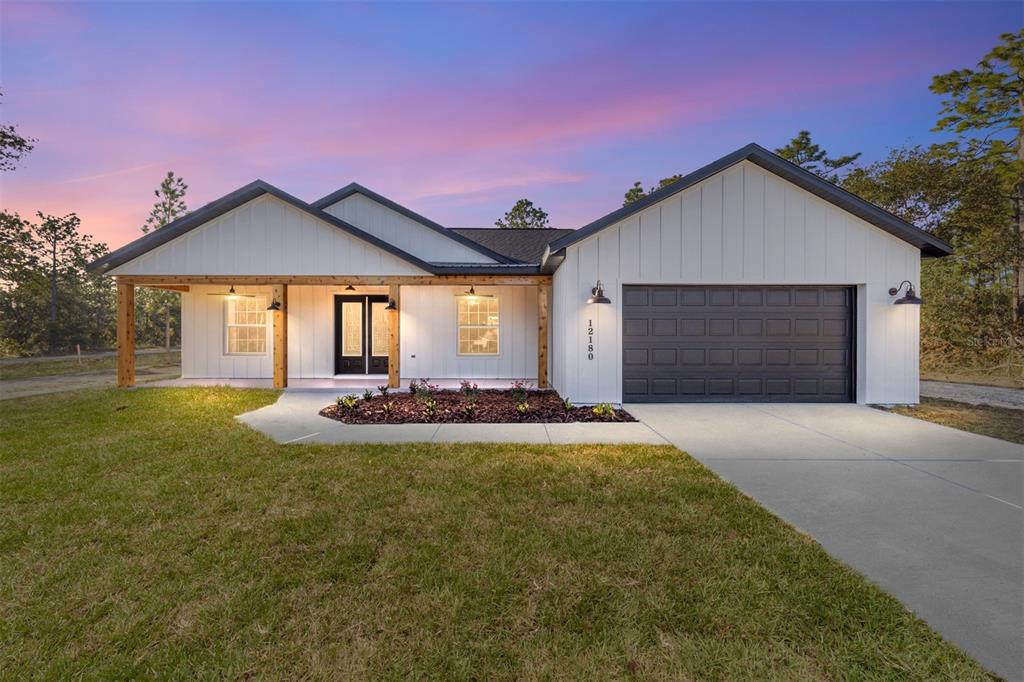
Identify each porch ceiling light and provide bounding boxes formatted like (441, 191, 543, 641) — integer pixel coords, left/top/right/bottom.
(888, 280, 923, 305)
(207, 285, 254, 299)
(587, 280, 611, 304)
(458, 285, 494, 299)
(385, 299, 398, 311)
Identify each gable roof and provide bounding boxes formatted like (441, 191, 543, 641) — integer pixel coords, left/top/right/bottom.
(87, 180, 438, 275)
(451, 228, 575, 264)
(548, 143, 953, 258)
(312, 182, 517, 264)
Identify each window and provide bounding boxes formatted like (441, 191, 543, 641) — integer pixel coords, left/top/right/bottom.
(457, 296, 499, 355)
(225, 296, 268, 354)
(370, 300, 390, 357)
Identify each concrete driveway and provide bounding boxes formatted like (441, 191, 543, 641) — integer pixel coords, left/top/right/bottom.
(627, 403, 1023, 681)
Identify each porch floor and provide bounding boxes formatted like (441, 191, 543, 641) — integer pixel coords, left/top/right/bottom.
(145, 377, 529, 392)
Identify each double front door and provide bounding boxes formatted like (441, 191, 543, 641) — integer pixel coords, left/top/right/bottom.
(335, 295, 390, 374)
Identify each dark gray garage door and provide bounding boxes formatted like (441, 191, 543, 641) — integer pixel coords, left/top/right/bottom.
(622, 286, 853, 403)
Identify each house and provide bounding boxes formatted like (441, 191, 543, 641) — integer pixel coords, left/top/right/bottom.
(88, 143, 951, 404)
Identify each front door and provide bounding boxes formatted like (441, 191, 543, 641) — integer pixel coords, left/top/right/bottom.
(334, 295, 390, 375)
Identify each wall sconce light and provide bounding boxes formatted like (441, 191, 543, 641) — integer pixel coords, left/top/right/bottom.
(385, 299, 398, 311)
(345, 284, 355, 291)
(888, 280, 923, 305)
(587, 280, 611, 304)
(266, 299, 281, 311)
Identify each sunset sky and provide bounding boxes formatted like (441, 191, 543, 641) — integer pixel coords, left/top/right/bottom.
(1, 1, 1016, 249)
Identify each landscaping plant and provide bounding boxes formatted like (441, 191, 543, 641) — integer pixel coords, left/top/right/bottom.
(363, 388, 374, 401)
(592, 402, 615, 421)
(509, 379, 532, 403)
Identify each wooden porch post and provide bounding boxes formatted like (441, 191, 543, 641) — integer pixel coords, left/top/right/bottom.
(116, 280, 135, 388)
(272, 284, 288, 389)
(538, 283, 550, 388)
(388, 284, 401, 389)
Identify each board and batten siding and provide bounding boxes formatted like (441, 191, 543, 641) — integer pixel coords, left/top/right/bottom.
(323, 193, 496, 264)
(181, 284, 539, 380)
(181, 285, 275, 379)
(552, 160, 921, 405)
(402, 285, 539, 380)
(108, 195, 428, 276)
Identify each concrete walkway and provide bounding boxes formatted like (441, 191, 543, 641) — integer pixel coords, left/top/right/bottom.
(921, 380, 1024, 410)
(627, 403, 1024, 681)
(236, 390, 667, 445)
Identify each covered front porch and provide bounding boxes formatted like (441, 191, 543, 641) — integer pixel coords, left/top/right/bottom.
(115, 275, 552, 391)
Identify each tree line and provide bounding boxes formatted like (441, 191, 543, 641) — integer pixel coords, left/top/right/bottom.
(1, 31, 1020, 376)
(0, 93, 190, 356)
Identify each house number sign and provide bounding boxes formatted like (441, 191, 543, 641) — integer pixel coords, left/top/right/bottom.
(586, 319, 595, 360)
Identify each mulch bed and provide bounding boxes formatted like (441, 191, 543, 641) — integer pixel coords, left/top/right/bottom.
(319, 389, 635, 424)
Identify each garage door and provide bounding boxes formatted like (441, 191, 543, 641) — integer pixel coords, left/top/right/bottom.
(622, 286, 853, 403)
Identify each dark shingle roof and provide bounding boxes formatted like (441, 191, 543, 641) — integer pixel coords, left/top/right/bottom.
(450, 228, 576, 264)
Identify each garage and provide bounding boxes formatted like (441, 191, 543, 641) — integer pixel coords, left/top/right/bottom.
(622, 285, 853, 403)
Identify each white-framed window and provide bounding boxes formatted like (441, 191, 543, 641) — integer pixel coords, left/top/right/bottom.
(225, 296, 268, 355)
(457, 296, 499, 355)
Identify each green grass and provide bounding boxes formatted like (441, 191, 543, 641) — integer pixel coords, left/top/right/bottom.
(889, 397, 1024, 445)
(0, 351, 181, 381)
(0, 389, 995, 680)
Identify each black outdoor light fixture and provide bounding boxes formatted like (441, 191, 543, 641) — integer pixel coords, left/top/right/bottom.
(345, 284, 356, 291)
(587, 280, 611, 304)
(385, 299, 398, 311)
(889, 280, 923, 305)
(266, 299, 281, 311)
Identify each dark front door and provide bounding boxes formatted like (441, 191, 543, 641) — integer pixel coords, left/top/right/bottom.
(622, 285, 854, 403)
(334, 295, 390, 375)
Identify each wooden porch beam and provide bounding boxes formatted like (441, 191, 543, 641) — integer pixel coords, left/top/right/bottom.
(388, 284, 401, 389)
(139, 284, 190, 292)
(115, 274, 551, 287)
(272, 284, 287, 389)
(537, 283, 550, 388)
(116, 280, 135, 388)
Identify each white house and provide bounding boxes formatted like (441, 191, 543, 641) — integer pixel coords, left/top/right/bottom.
(89, 144, 950, 404)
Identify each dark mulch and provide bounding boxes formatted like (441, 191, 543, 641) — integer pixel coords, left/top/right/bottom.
(319, 389, 635, 424)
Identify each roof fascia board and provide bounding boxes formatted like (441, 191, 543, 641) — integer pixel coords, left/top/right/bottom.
(87, 180, 438, 275)
(313, 183, 518, 264)
(549, 143, 952, 257)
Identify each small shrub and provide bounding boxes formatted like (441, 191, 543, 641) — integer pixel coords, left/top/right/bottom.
(459, 380, 479, 400)
(461, 402, 477, 420)
(339, 394, 359, 410)
(592, 402, 615, 421)
(408, 380, 418, 394)
(381, 401, 394, 419)
(363, 388, 374, 401)
(562, 398, 573, 411)
(377, 385, 390, 397)
(515, 400, 530, 417)
(510, 379, 532, 403)
(414, 378, 438, 402)
(422, 397, 437, 421)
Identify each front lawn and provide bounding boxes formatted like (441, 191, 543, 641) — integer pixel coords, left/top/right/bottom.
(0, 389, 993, 679)
(887, 397, 1024, 445)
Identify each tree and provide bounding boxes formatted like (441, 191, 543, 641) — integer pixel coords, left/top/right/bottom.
(843, 146, 1018, 369)
(142, 171, 188, 233)
(138, 172, 189, 350)
(930, 29, 1024, 324)
(495, 198, 550, 229)
(775, 131, 861, 183)
(0, 89, 36, 172)
(623, 175, 683, 206)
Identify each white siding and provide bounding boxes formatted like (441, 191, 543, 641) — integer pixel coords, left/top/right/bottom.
(181, 285, 275, 379)
(109, 195, 428, 276)
(552, 160, 922, 405)
(402, 285, 538, 380)
(182, 284, 538, 380)
(324, 193, 497, 264)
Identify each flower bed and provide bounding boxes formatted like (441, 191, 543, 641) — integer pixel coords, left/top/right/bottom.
(319, 381, 634, 424)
